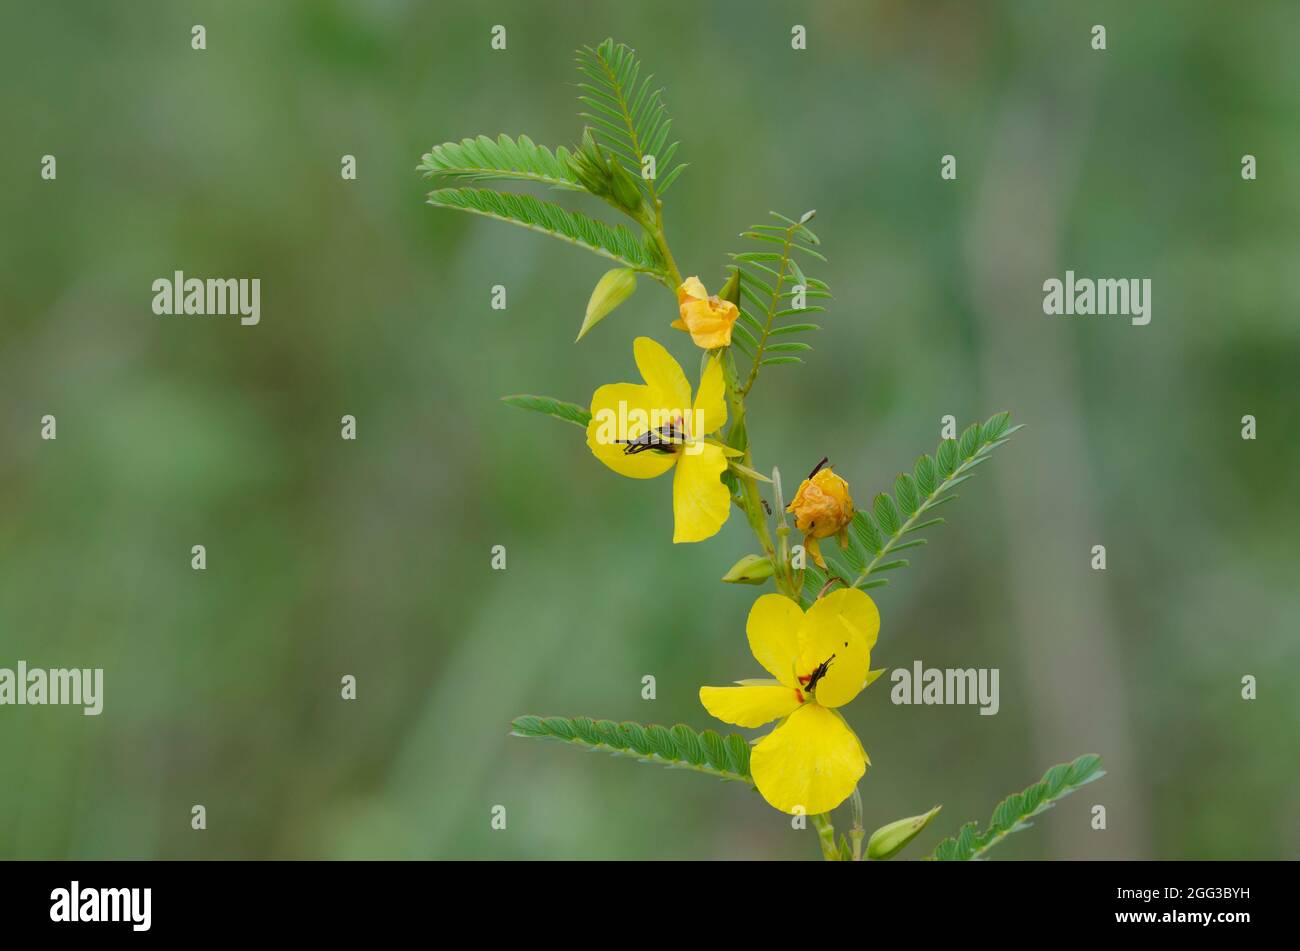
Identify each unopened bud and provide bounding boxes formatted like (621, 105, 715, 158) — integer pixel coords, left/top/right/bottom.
(866, 805, 942, 861)
(720, 554, 774, 585)
(718, 268, 741, 305)
(577, 268, 637, 341)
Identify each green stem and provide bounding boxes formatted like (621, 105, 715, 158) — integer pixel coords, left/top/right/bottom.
(811, 813, 840, 861)
(850, 787, 865, 861)
(650, 220, 792, 601)
(720, 354, 795, 600)
(651, 201, 682, 287)
(771, 467, 798, 595)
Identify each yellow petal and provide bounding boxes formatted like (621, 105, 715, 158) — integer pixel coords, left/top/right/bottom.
(586, 382, 679, 479)
(832, 707, 871, 766)
(797, 587, 879, 708)
(677, 275, 708, 305)
(693, 356, 728, 435)
(671, 442, 729, 543)
(676, 299, 736, 349)
(633, 336, 692, 411)
(750, 702, 867, 815)
(746, 593, 804, 688)
(699, 684, 801, 729)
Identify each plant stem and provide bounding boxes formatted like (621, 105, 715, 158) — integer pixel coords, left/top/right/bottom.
(811, 813, 840, 861)
(652, 209, 838, 861)
(719, 354, 796, 600)
(651, 201, 682, 287)
(651, 220, 793, 601)
(771, 467, 798, 595)
(850, 787, 865, 861)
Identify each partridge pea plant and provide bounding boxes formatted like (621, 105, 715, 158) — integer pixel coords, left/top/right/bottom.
(421, 39, 1104, 860)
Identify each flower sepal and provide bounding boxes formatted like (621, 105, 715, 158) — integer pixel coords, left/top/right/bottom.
(726, 458, 770, 481)
(705, 438, 744, 459)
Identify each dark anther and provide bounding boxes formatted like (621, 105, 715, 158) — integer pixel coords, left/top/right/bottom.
(805, 653, 836, 693)
(808, 456, 830, 479)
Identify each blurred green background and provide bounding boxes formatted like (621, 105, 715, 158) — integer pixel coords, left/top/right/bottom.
(2, 0, 1297, 860)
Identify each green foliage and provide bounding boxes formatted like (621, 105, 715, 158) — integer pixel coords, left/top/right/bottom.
(417, 45, 679, 282)
(929, 754, 1105, 860)
(511, 715, 753, 784)
(501, 394, 591, 427)
(575, 39, 685, 197)
(728, 211, 831, 393)
(426, 187, 666, 276)
(799, 558, 829, 604)
(418, 134, 584, 190)
(818, 412, 1023, 594)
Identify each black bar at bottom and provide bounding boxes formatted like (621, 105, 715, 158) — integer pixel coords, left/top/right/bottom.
(0, 859, 1281, 938)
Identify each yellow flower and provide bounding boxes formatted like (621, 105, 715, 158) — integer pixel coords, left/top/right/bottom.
(672, 276, 739, 349)
(700, 588, 881, 814)
(787, 460, 854, 569)
(586, 337, 739, 543)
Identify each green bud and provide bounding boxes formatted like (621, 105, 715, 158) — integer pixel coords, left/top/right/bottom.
(569, 130, 614, 197)
(607, 156, 645, 215)
(718, 268, 741, 305)
(866, 805, 942, 861)
(569, 136, 603, 192)
(568, 128, 645, 218)
(721, 554, 774, 585)
(577, 268, 638, 341)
